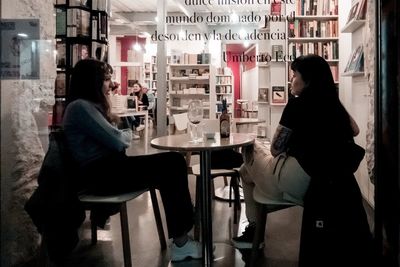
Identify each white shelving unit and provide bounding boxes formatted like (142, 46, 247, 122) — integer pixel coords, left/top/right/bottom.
(168, 64, 215, 119)
(340, 0, 371, 204)
(215, 68, 234, 118)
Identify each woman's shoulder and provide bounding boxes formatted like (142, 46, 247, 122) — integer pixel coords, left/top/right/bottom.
(66, 99, 97, 115)
(68, 99, 94, 109)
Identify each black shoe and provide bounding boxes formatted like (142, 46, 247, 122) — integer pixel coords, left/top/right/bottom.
(232, 223, 264, 249)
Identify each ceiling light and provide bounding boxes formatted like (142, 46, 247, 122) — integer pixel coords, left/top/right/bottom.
(133, 43, 141, 52)
(17, 33, 28, 38)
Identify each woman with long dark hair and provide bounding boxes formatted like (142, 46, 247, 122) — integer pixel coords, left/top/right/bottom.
(63, 59, 201, 262)
(276, 54, 373, 266)
(233, 55, 374, 266)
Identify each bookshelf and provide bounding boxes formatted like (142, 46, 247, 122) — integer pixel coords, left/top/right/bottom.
(287, 1, 340, 85)
(341, 0, 366, 77)
(215, 67, 234, 118)
(168, 64, 215, 119)
(53, 0, 109, 129)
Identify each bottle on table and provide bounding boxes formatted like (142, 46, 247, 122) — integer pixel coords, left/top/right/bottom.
(220, 99, 230, 138)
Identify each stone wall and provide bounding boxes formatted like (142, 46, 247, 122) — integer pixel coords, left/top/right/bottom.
(365, 0, 376, 185)
(1, 0, 56, 266)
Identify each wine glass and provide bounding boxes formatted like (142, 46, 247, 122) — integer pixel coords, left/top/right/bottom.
(187, 100, 203, 143)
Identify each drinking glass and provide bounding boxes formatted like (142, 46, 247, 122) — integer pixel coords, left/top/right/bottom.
(187, 100, 203, 143)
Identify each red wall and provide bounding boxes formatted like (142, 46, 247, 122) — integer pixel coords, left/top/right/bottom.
(116, 36, 145, 95)
(227, 51, 241, 115)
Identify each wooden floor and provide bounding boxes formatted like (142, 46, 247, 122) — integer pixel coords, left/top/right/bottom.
(29, 125, 304, 267)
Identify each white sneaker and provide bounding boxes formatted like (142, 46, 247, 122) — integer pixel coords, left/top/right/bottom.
(171, 239, 202, 262)
(136, 125, 145, 131)
(132, 134, 140, 140)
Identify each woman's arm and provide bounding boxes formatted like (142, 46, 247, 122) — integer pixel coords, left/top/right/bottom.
(271, 124, 292, 157)
(68, 100, 131, 151)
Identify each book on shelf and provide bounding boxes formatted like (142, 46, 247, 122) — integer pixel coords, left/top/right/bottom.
(69, 0, 90, 8)
(258, 88, 269, 103)
(91, 15, 98, 40)
(55, 73, 66, 96)
(346, 1, 360, 24)
(56, 42, 66, 67)
(357, 0, 367, 20)
(71, 44, 89, 67)
(67, 8, 90, 37)
(344, 46, 364, 73)
(271, 45, 283, 60)
(56, 8, 66, 35)
(289, 42, 339, 60)
(92, 42, 108, 61)
(270, 2, 281, 15)
(271, 86, 286, 104)
(92, 0, 108, 11)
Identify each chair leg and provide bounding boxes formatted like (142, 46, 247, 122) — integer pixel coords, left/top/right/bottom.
(250, 203, 268, 267)
(120, 202, 132, 267)
(149, 188, 167, 250)
(223, 176, 228, 186)
(231, 175, 241, 224)
(91, 219, 97, 245)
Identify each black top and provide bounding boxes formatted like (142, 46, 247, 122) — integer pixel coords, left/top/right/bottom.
(129, 92, 149, 107)
(279, 95, 354, 178)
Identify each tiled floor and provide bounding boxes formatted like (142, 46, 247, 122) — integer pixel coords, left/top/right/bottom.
(32, 125, 304, 267)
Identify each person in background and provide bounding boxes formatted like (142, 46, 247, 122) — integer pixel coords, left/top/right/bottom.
(232, 55, 374, 267)
(62, 59, 202, 262)
(131, 82, 149, 108)
(143, 86, 155, 109)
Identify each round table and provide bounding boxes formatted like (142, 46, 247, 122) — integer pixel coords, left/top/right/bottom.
(151, 133, 255, 267)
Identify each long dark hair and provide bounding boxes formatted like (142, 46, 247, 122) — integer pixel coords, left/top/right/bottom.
(66, 59, 112, 121)
(291, 54, 337, 99)
(291, 54, 353, 137)
(133, 82, 144, 100)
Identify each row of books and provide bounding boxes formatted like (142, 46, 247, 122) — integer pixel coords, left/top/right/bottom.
(288, 41, 339, 60)
(216, 76, 232, 85)
(171, 68, 210, 78)
(289, 20, 338, 38)
(56, 8, 107, 39)
(55, 0, 108, 11)
(67, 9, 90, 37)
(216, 67, 232, 76)
(56, 41, 107, 67)
(216, 85, 232, 94)
(171, 84, 210, 92)
(170, 52, 211, 65)
(295, 0, 338, 16)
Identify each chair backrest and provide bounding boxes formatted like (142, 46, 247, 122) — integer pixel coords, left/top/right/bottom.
(172, 112, 189, 132)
